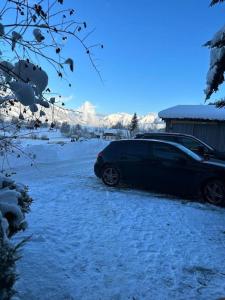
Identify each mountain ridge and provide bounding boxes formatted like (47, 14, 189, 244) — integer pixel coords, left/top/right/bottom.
(3, 100, 165, 130)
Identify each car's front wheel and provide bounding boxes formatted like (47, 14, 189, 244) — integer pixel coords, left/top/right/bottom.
(202, 179, 225, 206)
(101, 165, 120, 187)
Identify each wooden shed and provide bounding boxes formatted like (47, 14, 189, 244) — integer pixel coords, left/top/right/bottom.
(158, 105, 225, 151)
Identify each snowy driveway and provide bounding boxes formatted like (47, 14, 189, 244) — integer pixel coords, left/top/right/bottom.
(11, 140, 225, 300)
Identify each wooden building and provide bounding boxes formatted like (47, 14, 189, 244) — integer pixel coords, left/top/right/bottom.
(158, 105, 225, 151)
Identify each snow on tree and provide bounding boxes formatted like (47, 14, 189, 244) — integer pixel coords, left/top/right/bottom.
(210, 0, 225, 5)
(129, 113, 139, 134)
(204, 1, 225, 106)
(0, 0, 102, 125)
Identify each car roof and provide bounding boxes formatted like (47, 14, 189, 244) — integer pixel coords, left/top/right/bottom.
(135, 132, 214, 150)
(111, 138, 183, 147)
(136, 132, 195, 138)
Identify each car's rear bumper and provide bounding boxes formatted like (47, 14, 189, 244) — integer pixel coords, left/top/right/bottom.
(94, 162, 102, 178)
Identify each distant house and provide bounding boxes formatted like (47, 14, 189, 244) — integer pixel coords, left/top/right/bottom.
(158, 105, 225, 151)
(102, 129, 130, 140)
(103, 132, 117, 140)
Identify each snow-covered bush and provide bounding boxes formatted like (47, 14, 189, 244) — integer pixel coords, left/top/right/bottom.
(0, 177, 32, 237)
(0, 221, 17, 300)
(0, 176, 32, 300)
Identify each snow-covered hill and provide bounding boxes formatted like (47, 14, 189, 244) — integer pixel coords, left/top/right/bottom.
(1, 100, 164, 130)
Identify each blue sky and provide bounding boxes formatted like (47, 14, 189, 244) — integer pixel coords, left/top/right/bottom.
(49, 0, 225, 115)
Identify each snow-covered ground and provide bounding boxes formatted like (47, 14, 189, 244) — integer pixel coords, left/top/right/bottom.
(7, 139, 225, 300)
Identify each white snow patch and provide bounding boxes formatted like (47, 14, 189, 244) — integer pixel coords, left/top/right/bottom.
(159, 105, 225, 121)
(6, 139, 225, 300)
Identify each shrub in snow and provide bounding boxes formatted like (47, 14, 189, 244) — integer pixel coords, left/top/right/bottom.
(0, 221, 29, 300)
(0, 177, 32, 237)
(0, 176, 32, 300)
(0, 222, 17, 300)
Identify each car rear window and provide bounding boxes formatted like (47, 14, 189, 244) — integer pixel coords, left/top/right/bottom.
(125, 141, 151, 159)
(104, 141, 126, 155)
(107, 141, 152, 159)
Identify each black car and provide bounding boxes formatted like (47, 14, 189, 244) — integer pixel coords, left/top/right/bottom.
(135, 132, 225, 161)
(94, 139, 225, 206)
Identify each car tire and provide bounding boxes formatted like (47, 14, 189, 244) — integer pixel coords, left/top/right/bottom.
(202, 179, 225, 206)
(101, 165, 120, 187)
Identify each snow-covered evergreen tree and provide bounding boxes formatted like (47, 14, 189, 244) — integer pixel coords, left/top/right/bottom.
(205, 1, 225, 106)
(129, 113, 138, 134)
(210, 0, 225, 5)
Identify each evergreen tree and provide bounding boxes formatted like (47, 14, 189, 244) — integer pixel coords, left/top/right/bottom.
(204, 1, 225, 106)
(129, 113, 138, 133)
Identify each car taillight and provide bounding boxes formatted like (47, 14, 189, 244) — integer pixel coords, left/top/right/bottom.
(97, 151, 103, 158)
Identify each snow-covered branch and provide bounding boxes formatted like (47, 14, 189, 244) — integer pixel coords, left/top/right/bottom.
(204, 2, 225, 104)
(0, 0, 103, 118)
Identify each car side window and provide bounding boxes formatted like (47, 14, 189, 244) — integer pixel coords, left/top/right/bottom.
(107, 142, 127, 157)
(124, 142, 151, 160)
(178, 137, 208, 152)
(152, 143, 185, 161)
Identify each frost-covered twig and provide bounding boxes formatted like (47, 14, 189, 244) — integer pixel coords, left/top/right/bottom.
(0, 0, 103, 120)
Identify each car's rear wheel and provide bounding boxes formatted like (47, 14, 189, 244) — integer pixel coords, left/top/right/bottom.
(202, 179, 225, 206)
(101, 165, 120, 187)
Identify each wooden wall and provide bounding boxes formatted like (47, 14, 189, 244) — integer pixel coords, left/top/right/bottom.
(165, 119, 225, 151)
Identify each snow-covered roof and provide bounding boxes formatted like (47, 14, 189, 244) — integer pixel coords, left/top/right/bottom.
(158, 105, 225, 121)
